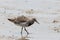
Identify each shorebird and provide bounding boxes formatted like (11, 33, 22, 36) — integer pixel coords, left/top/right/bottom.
(8, 15, 39, 35)
(52, 20, 59, 23)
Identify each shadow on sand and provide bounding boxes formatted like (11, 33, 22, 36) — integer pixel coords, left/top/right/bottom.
(17, 34, 30, 40)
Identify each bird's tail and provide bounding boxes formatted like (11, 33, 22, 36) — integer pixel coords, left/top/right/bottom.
(8, 18, 16, 22)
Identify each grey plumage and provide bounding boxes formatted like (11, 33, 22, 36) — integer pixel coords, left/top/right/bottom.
(8, 15, 39, 35)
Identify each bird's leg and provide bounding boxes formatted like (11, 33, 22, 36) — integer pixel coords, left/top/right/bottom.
(24, 27, 29, 35)
(21, 27, 23, 35)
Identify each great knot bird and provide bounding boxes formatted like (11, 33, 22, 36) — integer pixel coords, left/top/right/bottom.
(8, 15, 39, 35)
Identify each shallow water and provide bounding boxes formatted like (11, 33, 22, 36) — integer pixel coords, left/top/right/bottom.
(0, 0, 60, 40)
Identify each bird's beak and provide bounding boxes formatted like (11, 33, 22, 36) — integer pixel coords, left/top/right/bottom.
(35, 19, 39, 24)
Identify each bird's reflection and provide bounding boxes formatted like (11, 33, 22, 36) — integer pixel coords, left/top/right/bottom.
(18, 34, 30, 40)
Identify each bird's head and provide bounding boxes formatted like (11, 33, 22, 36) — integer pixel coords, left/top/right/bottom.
(33, 18, 39, 24)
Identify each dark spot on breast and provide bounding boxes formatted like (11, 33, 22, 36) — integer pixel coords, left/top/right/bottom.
(28, 22, 33, 26)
